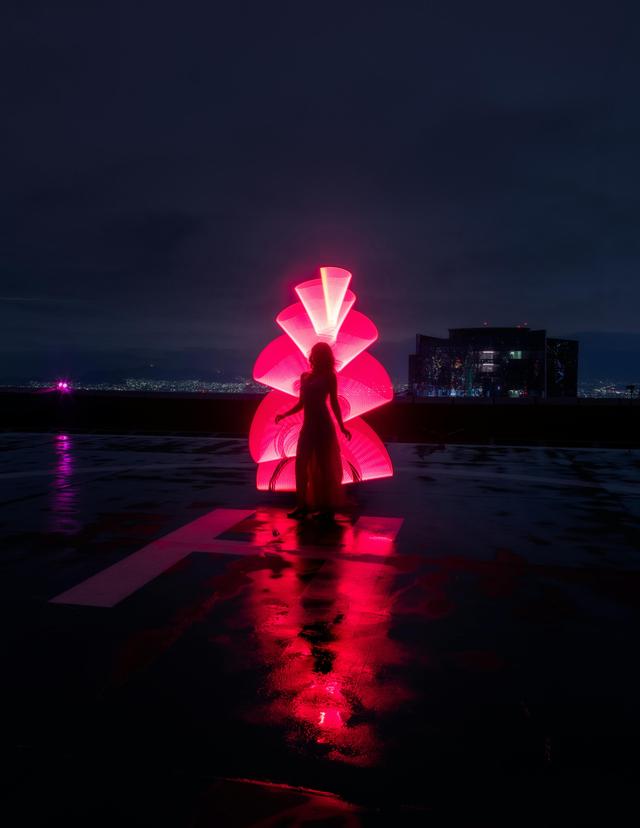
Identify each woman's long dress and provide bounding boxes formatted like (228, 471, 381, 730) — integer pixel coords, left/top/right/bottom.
(295, 371, 343, 511)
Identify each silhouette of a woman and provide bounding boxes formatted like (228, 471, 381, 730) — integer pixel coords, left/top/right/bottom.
(275, 342, 351, 520)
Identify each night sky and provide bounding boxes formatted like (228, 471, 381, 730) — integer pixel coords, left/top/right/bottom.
(3, 1, 638, 383)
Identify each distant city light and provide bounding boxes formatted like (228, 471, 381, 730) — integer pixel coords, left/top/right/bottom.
(1, 374, 635, 400)
(56, 380, 71, 392)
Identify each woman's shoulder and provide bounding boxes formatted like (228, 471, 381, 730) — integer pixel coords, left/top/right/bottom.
(300, 371, 311, 383)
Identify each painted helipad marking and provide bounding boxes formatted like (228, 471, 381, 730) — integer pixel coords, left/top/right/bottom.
(0, 459, 253, 481)
(50, 508, 254, 608)
(50, 510, 405, 608)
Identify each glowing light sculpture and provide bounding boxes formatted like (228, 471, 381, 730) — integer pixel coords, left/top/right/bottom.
(251, 267, 394, 491)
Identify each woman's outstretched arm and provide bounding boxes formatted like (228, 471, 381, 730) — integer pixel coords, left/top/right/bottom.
(275, 399, 303, 422)
(329, 374, 351, 440)
(275, 375, 305, 423)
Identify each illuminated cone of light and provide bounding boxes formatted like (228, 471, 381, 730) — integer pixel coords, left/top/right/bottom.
(250, 266, 394, 491)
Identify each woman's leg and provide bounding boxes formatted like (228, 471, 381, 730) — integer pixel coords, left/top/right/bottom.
(311, 438, 341, 523)
(289, 444, 309, 518)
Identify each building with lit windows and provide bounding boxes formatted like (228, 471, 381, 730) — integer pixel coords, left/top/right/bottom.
(409, 327, 578, 398)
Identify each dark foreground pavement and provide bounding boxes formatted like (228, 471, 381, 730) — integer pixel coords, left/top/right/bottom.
(3, 433, 640, 826)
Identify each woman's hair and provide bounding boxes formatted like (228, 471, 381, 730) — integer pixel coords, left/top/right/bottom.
(308, 342, 336, 374)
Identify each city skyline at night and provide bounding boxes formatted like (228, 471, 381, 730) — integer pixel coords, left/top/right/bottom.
(3, 1, 638, 391)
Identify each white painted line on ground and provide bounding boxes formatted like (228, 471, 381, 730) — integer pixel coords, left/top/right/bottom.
(50, 510, 407, 608)
(50, 508, 254, 608)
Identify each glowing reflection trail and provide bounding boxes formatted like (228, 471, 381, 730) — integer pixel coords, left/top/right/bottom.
(49, 434, 80, 535)
(237, 510, 406, 765)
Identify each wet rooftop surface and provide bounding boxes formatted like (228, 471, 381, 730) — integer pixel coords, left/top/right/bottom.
(3, 432, 640, 826)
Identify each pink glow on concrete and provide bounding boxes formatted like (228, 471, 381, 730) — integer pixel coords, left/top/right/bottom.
(50, 508, 254, 607)
(252, 266, 393, 491)
(352, 515, 404, 555)
(219, 508, 404, 560)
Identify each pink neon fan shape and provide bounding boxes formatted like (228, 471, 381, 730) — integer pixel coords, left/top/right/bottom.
(251, 267, 394, 492)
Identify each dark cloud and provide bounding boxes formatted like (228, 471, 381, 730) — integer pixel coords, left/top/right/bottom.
(2, 0, 639, 383)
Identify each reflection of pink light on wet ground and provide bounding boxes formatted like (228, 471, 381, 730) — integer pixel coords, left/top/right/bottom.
(293, 677, 349, 739)
(50, 504, 407, 765)
(49, 434, 80, 534)
(242, 513, 405, 766)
